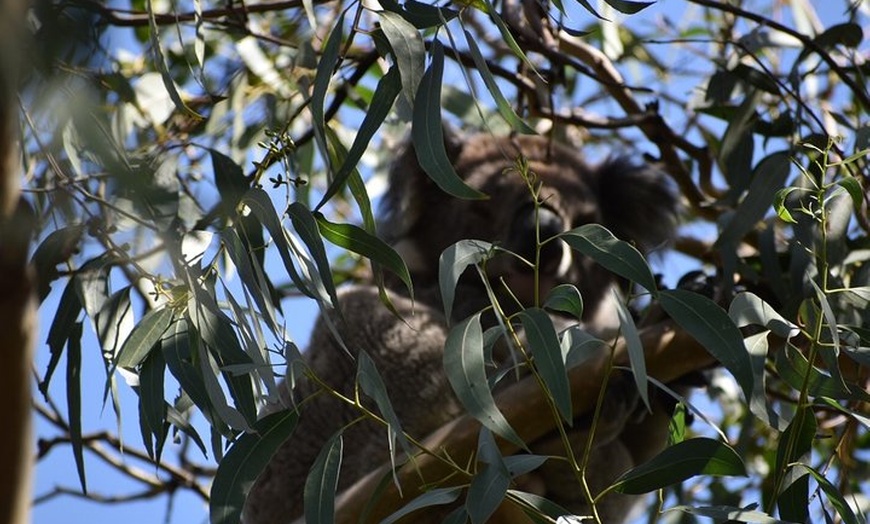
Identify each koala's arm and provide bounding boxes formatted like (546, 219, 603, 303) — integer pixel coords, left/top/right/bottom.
(244, 286, 462, 524)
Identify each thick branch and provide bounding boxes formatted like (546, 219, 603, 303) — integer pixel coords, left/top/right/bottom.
(334, 322, 714, 522)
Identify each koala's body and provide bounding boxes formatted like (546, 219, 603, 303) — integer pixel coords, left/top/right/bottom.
(243, 131, 679, 523)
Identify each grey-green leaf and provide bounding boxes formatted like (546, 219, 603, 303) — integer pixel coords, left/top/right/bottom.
(444, 314, 525, 449)
(379, 11, 425, 108)
(543, 284, 583, 320)
(518, 308, 572, 423)
(615, 295, 650, 411)
(560, 224, 658, 293)
(116, 307, 174, 368)
(304, 433, 344, 524)
(466, 429, 511, 524)
(659, 289, 753, 401)
(381, 487, 462, 524)
(439, 239, 493, 322)
(316, 213, 412, 298)
(209, 410, 299, 524)
(412, 40, 486, 200)
(613, 437, 746, 494)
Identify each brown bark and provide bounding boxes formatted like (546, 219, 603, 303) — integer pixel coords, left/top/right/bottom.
(0, 1, 34, 523)
(334, 322, 714, 522)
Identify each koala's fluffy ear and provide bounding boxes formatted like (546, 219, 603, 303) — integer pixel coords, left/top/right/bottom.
(595, 158, 679, 254)
(379, 124, 463, 244)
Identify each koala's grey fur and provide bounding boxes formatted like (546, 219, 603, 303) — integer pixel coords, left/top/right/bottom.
(243, 131, 679, 523)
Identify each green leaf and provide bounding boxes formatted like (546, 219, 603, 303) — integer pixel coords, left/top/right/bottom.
(42, 277, 83, 396)
(209, 410, 299, 524)
(288, 202, 340, 308)
(775, 344, 866, 401)
(439, 239, 493, 322)
(668, 505, 786, 523)
(518, 308, 572, 423)
(222, 227, 280, 333)
(613, 438, 746, 494)
(317, 66, 401, 210)
(139, 346, 168, 460)
(466, 429, 511, 524)
(836, 176, 864, 212)
(444, 314, 525, 449)
(559, 224, 658, 293)
(775, 405, 815, 522)
(381, 487, 462, 524)
(615, 295, 649, 411)
(356, 351, 412, 479)
(30, 224, 84, 302)
(210, 149, 249, 213)
(603, 0, 654, 15)
(116, 307, 174, 368)
(728, 292, 797, 339)
(241, 189, 318, 301)
(773, 187, 799, 223)
(66, 322, 87, 493)
(145, 0, 201, 119)
(798, 23, 863, 63)
(95, 287, 134, 360)
(379, 11, 425, 108)
(503, 455, 548, 478)
(315, 213, 412, 298)
(505, 490, 573, 519)
(480, 0, 541, 77)
(560, 326, 605, 370)
(659, 289, 754, 401)
(463, 30, 535, 135)
(543, 284, 583, 320)
(717, 152, 791, 247)
(378, 0, 459, 29)
(412, 40, 486, 200)
(311, 13, 345, 174)
(304, 433, 344, 524)
(795, 464, 861, 524)
(162, 319, 229, 436)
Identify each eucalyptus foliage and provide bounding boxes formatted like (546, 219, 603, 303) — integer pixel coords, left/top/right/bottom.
(23, 0, 869, 523)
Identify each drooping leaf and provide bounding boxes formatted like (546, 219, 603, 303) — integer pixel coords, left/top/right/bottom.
(659, 289, 754, 401)
(518, 308, 572, 423)
(209, 410, 299, 524)
(412, 40, 486, 200)
(439, 239, 493, 322)
(304, 433, 344, 524)
(466, 429, 511, 524)
(615, 294, 649, 411)
(317, 65, 401, 210)
(603, 0, 654, 15)
(66, 322, 86, 493)
(379, 11, 425, 108)
(42, 278, 83, 396)
(288, 201, 340, 309)
(139, 346, 168, 460)
(115, 307, 174, 368)
(356, 351, 412, 486)
(463, 30, 535, 134)
(311, 13, 345, 174)
(444, 314, 525, 449)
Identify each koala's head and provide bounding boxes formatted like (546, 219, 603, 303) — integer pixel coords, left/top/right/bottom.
(380, 131, 678, 324)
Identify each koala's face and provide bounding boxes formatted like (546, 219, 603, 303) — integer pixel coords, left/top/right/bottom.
(381, 132, 677, 323)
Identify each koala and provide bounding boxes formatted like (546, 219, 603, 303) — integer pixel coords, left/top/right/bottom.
(243, 130, 679, 523)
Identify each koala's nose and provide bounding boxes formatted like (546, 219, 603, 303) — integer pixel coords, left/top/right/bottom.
(510, 205, 565, 271)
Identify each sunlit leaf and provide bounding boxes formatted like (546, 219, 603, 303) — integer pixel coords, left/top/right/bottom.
(116, 307, 174, 368)
(659, 289, 753, 401)
(613, 438, 746, 494)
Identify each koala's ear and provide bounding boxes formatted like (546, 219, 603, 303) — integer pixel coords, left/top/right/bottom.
(379, 124, 463, 244)
(594, 157, 679, 254)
